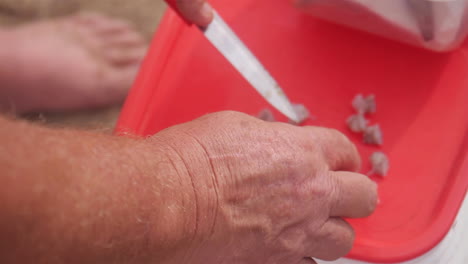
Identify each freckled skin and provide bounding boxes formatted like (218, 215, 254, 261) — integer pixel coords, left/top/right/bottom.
(0, 111, 377, 264)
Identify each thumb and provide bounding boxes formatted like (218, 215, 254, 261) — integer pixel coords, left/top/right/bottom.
(177, 0, 213, 27)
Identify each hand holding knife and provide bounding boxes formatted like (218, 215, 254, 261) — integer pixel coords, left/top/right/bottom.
(164, 0, 303, 123)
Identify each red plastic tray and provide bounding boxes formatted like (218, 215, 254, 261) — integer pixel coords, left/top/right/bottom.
(116, 0, 468, 262)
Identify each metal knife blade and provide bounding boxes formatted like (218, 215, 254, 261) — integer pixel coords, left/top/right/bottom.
(163, 0, 301, 123)
(200, 11, 301, 123)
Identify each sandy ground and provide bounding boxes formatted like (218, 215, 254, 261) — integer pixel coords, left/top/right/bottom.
(0, 0, 166, 130)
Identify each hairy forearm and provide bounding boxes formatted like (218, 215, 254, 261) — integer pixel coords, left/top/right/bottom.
(0, 116, 198, 263)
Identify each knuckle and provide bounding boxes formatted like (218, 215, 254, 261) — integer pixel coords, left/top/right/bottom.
(328, 128, 355, 152)
(326, 127, 345, 137)
(302, 126, 349, 149)
(308, 171, 336, 201)
(210, 110, 240, 118)
(325, 127, 351, 145)
(326, 173, 342, 212)
(200, 110, 234, 121)
(200, 111, 256, 125)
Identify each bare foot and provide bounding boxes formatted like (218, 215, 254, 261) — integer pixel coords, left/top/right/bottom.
(0, 12, 147, 113)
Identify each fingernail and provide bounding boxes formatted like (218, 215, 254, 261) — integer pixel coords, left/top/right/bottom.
(199, 2, 214, 25)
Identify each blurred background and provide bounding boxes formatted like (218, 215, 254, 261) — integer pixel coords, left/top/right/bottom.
(0, 0, 165, 131)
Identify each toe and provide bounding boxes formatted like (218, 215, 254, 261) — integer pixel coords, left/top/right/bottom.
(94, 19, 135, 36)
(73, 11, 137, 36)
(103, 29, 146, 48)
(101, 45, 147, 66)
(80, 13, 134, 34)
(71, 12, 148, 66)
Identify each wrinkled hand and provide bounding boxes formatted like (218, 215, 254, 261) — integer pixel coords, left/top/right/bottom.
(169, 0, 213, 27)
(157, 111, 378, 264)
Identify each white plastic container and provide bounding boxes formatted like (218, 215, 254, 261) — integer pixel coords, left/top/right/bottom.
(294, 0, 468, 52)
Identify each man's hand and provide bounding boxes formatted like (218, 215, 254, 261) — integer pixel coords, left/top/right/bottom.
(0, 111, 377, 264)
(170, 0, 213, 27)
(156, 111, 378, 264)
